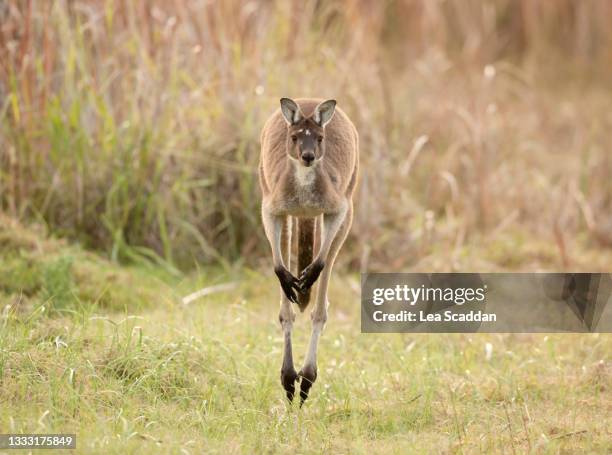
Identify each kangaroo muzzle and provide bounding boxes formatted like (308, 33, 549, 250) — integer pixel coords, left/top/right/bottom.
(300, 150, 315, 166)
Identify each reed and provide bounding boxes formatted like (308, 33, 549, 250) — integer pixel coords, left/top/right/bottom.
(1, 0, 610, 270)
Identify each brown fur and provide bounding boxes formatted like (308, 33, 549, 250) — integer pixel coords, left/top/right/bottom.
(259, 99, 359, 215)
(260, 99, 359, 310)
(261, 98, 358, 403)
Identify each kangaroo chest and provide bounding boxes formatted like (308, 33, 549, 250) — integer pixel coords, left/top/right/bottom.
(273, 163, 341, 217)
(294, 164, 317, 188)
(291, 165, 324, 213)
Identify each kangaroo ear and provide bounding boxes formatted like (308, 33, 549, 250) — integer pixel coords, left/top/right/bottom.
(313, 99, 336, 127)
(280, 98, 302, 125)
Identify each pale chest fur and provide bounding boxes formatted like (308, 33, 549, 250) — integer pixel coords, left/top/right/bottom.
(265, 161, 342, 217)
(289, 162, 323, 215)
(294, 163, 317, 187)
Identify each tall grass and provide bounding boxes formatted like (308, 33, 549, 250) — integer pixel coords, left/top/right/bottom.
(1, 0, 611, 270)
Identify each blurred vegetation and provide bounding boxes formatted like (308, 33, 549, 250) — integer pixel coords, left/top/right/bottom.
(1, 0, 611, 270)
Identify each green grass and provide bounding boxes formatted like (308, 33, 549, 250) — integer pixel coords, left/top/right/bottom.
(1, 220, 610, 454)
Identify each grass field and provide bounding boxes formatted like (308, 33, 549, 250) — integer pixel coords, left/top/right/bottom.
(1, 218, 610, 454)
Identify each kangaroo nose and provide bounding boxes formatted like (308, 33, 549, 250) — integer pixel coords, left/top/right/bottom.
(301, 151, 315, 165)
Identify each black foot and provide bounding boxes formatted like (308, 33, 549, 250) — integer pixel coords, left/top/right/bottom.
(298, 366, 317, 406)
(281, 367, 299, 402)
(299, 260, 325, 293)
(275, 266, 300, 304)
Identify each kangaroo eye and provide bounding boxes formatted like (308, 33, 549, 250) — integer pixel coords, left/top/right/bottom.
(291, 135, 298, 143)
(317, 136, 323, 143)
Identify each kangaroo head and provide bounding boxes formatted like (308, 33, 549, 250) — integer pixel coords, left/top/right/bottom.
(279, 98, 336, 167)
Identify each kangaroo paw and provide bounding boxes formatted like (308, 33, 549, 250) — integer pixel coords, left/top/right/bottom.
(298, 260, 325, 293)
(275, 266, 300, 304)
(298, 366, 318, 406)
(281, 367, 299, 402)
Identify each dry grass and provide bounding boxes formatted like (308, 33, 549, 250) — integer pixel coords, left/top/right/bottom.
(1, 0, 611, 271)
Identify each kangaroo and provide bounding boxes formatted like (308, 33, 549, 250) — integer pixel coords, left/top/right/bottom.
(259, 98, 359, 404)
